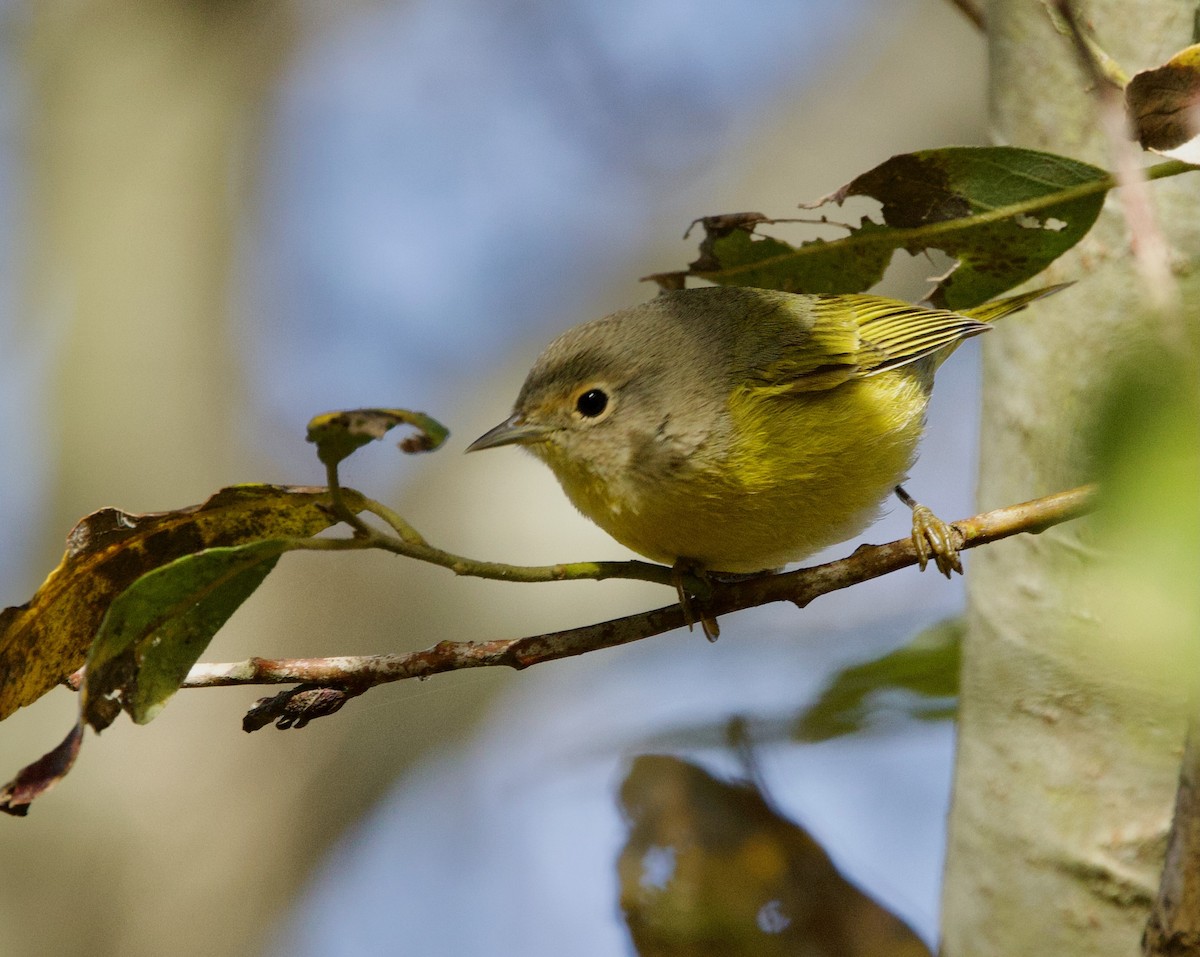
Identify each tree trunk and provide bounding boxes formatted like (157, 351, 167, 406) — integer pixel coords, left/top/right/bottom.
(25, 0, 292, 541)
(940, 2, 1200, 955)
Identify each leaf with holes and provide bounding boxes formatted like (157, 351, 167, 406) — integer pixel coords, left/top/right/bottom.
(306, 408, 449, 467)
(651, 147, 1108, 310)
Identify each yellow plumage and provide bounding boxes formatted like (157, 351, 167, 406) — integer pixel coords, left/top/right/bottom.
(469, 285, 1065, 574)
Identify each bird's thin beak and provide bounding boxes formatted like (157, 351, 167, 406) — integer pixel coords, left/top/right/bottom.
(466, 413, 548, 452)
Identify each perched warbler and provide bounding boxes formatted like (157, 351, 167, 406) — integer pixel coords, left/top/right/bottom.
(468, 284, 1064, 579)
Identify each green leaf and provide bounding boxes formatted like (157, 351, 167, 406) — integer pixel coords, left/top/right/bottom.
(0, 484, 364, 721)
(646, 212, 893, 295)
(306, 407, 450, 467)
(793, 618, 963, 742)
(1075, 346, 1200, 693)
(83, 539, 294, 730)
(654, 147, 1110, 310)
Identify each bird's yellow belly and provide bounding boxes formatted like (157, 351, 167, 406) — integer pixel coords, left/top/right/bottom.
(563, 372, 930, 573)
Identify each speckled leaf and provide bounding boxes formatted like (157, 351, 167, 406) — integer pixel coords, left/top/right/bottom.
(0, 485, 364, 720)
(84, 540, 292, 730)
(793, 618, 963, 742)
(644, 212, 892, 295)
(618, 755, 932, 956)
(652, 147, 1108, 310)
(814, 147, 1107, 308)
(1126, 44, 1200, 164)
(307, 408, 449, 467)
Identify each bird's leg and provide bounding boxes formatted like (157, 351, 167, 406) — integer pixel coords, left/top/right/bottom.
(895, 485, 963, 578)
(671, 560, 720, 641)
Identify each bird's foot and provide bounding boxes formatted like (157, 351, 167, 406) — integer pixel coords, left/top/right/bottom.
(896, 485, 963, 578)
(671, 561, 720, 641)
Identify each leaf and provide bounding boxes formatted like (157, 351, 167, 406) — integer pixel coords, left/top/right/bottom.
(1076, 350, 1200, 693)
(1126, 44, 1200, 165)
(652, 147, 1109, 310)
(793, 618, 963, 742)
(0, 484, 364, 721)
(0, 722, 84, 817)
(645, 212, 894, 296)
(306, 408, 450, 467)
(83, 539, 294, 730)
(618, 754, 932, 956)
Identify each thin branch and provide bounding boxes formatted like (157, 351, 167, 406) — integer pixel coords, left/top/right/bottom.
(295, 527, 680, 588)
(182, 485, 1096, 699)
(946, 0, 986, 33)
(1044, 0, 1130, 86)
(1053, 0, 1182, 319)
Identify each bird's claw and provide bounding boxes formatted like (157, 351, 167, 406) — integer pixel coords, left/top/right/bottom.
(672, 562, 720, 641)
(910, 504, 963, 578)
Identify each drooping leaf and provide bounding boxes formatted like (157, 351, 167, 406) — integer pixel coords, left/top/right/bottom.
(618, 754, 932, 956)
(0, 484, 364, 720)
(83, 539, 295, 730)
(651, 147, 1109, 310)
(793, 618, 963, 742)
(306, 408, 450, 467)
(0, 722, 84, 817)
(1126, 44, 1200, 165)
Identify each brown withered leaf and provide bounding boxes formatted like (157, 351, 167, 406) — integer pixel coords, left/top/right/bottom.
(618, 755, 931, 957)
(1126, 44, 1200, 164)
(0, 722, 84, 817)
(0, 485, 365, 721)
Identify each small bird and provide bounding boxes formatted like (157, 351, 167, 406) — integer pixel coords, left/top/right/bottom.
(469, 284, 1063, 590)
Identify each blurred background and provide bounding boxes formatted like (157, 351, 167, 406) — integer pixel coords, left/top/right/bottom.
(0, 1, 987, 954)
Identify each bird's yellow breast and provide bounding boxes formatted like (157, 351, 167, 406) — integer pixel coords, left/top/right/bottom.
(546, 368, 931, 573)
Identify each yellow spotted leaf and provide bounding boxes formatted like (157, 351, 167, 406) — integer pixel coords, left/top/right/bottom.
(0, 484, 365, 720)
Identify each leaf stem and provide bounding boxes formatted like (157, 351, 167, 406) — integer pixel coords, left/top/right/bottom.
(292, 532, 679, 587)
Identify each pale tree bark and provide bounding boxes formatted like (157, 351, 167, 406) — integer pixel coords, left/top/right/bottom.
(941, 2, 1200, 955)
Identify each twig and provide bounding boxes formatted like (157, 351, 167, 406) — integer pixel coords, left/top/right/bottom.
(1054, 0, 1182, 318)
(295, 525, 680, 588)
(946, 0, 986, 32)
(1044, 0, 1130, 86)
(182, 485, 1096, 698)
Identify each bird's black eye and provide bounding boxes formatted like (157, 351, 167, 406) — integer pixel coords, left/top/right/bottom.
(575, 388, 609, 418)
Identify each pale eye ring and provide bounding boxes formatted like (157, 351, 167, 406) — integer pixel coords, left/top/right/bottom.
(575, 388, 609, 418)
